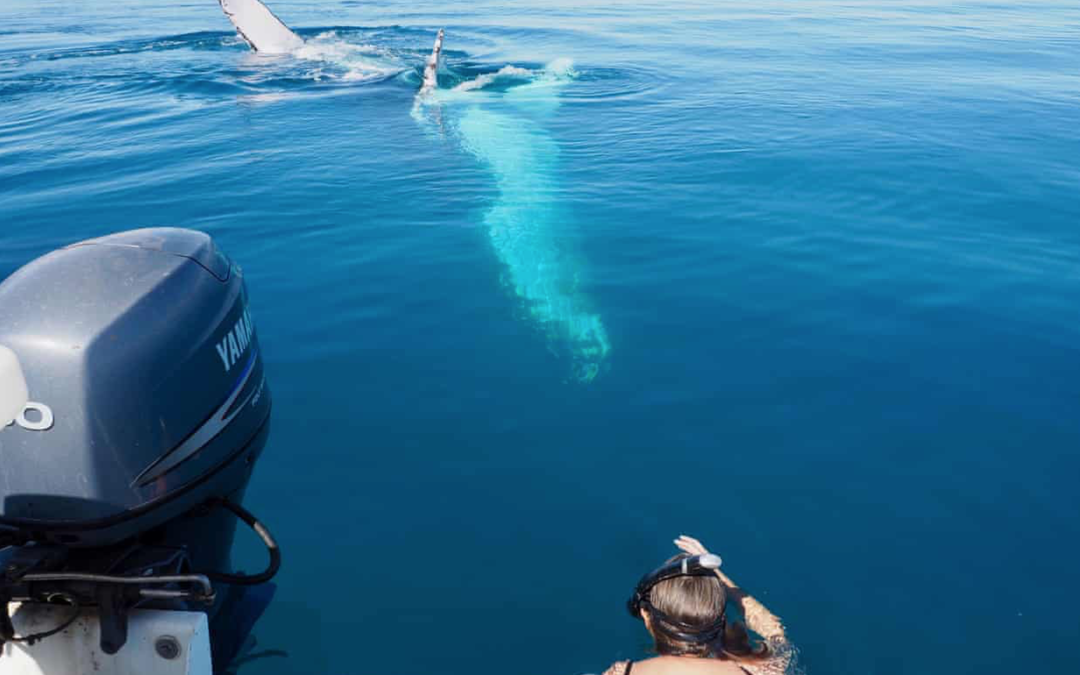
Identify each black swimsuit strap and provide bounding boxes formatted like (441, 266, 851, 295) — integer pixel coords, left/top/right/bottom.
(624, 662, 634, 675)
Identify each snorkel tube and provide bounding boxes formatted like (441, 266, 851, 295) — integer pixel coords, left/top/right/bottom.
(627, 553, 727, 646)
(0, 345, 29, 428)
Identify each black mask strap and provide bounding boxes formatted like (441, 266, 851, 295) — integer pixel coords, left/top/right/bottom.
(640, 598, 727, 646)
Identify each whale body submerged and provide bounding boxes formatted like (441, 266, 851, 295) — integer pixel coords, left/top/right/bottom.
(416, 56, 611, 380)
(218, 0, 611, 380)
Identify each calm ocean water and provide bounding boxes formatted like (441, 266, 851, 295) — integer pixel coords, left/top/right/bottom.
(3, 0, 1080, 672)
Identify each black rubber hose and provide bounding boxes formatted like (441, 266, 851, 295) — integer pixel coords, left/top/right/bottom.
(201, 499, 281, 586)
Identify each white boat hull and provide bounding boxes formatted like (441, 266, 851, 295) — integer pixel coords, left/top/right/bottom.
(1, 604, 211, 675)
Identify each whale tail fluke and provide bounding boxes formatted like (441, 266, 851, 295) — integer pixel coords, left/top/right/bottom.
(219, 0, 304, 54)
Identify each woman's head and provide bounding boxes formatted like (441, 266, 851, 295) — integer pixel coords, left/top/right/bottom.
(639, 554, 769, 661)
(641, 554, 727, 657)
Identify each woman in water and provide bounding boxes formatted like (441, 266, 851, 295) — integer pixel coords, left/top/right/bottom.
(604, 535, 793, 675)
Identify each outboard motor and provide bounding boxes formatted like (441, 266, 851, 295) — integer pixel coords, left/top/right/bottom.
(0, 229, 278, 669)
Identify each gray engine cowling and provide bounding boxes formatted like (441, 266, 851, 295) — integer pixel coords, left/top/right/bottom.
(0, 228, 271, 548)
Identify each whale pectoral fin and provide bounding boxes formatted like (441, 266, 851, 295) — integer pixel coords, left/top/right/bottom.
(419, 29, 445, 95)
(219, 0, 304, 54)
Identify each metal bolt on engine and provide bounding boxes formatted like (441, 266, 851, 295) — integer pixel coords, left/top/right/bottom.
(155, 635, 181, 660)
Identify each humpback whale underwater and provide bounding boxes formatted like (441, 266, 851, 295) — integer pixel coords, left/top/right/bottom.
(218, 0, 611, 381)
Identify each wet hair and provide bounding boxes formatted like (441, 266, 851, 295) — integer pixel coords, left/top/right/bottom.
(646, 555, 770, 661)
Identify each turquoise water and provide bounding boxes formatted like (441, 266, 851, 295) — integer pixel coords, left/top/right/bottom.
(3, 0, 1080, 672)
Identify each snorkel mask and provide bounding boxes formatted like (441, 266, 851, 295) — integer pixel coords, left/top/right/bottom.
(627, 553, 727, 646)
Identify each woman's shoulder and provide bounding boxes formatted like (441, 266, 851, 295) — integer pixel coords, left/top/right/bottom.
(602, 660, 632, 675)
(604, 657, 750, 675)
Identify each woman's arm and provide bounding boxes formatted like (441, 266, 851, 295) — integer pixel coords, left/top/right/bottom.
(675, 535, 787, 642)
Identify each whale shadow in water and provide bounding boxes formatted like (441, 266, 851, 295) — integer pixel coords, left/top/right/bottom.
(417, 59, 612, 382)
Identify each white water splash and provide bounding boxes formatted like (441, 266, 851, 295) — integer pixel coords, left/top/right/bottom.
(293, 32, 403, 82)
(452, 65, 534, 92)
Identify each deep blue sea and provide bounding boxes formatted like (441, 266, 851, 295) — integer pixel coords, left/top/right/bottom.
(3, 0, 1080, 673)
